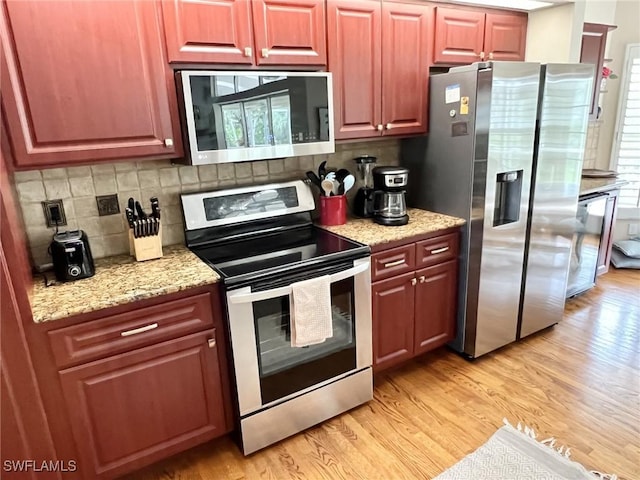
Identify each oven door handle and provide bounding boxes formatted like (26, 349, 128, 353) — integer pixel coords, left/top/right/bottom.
(228, 261, 370, 305)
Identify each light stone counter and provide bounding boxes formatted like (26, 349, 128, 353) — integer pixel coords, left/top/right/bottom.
(318, 208, 465, 247)
(30, 245, 219, 323)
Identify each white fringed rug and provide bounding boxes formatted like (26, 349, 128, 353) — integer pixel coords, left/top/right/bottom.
(434, 420, 617, 480)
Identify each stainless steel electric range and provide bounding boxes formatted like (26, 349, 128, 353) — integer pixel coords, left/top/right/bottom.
(181, 180, 373, 455)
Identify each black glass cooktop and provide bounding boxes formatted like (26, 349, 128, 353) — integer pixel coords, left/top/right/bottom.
(191, 226, 369, 287)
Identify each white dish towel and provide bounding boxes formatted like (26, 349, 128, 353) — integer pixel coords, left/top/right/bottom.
(289, 275, 333, 347)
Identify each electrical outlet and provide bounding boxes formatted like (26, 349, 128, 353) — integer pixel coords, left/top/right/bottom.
(41, 199, 67, 228)
(628, 223, 639, 236)
(96, 194, 120, 216)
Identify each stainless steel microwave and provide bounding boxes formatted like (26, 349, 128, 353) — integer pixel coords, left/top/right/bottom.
(176, 71, 334, 165)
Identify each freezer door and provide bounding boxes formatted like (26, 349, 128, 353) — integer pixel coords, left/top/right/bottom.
(520, 63, 594, 337)
(470, 62, 541, 357)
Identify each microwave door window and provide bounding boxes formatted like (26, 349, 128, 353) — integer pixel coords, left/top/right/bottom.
(271, 95, 292, 145)
(221, 104, 245, 148)
(244, 99, 271, 147)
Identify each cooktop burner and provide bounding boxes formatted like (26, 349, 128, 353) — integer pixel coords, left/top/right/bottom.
(191, 226, 368, 286)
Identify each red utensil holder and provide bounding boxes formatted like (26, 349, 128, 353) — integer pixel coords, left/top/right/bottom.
(319, 195, 347, 226)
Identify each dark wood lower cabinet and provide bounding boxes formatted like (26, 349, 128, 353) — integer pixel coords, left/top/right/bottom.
(59, 329, 226, 479)
(372, 272, 415, 371)
(372, 231, 460, 373)
(414, 261, 457, 356)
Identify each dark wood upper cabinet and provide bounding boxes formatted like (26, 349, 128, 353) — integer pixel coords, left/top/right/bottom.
(161, 0, 254, 64)
(328, 0, 430, 140)
(433, 6, 527, 65)
(484, 12, 527, 61)
(381, 1, 431, 136)
(372, 272, 415, 372)
(433, 7, 485, 64)
(327, 0, 382, 140)
(252, 0, 326, 66)
(581, 23, 616, 120)
(162, 0, 325, 66)
(0, 0, 182, 169)
(413, 261, 457, 356)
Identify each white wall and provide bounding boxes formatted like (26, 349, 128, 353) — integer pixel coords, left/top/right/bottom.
(525, 3, 581, 63)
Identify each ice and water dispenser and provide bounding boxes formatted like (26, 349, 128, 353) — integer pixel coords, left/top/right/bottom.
(493, 170, 523, 227)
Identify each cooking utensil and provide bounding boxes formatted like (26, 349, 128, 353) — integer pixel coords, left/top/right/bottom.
(318, 160, 327, 179)
(321, 179, 334, 197)
(342, 174, 355, 194)
(331, 179, 340, 196)
(325, 171, 336, 181)
(306, 171, 322, 190)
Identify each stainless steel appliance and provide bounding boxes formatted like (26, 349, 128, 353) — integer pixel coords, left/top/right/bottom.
(402, 62, 593, 358)
(50, 230, 95, 282)
(353, 155, 377, 218)
(181, 180, 372, 455)
(176, 71, 334, 165)
(372, 166, 409, 226)
(566, 193, 608, 298)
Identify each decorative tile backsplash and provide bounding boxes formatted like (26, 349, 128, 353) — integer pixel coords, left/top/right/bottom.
(14, 140, 400, 268)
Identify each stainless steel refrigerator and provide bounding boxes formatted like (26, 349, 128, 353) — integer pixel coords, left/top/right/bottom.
(401, 62, 593, 358)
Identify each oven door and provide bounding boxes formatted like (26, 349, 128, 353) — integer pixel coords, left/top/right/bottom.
(226, 257, 371, 416)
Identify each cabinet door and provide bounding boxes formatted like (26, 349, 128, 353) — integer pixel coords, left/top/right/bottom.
(381, 1, 431, 136)
(252, 0, 326, 66)
(433, 7, 485, 64)
(414, 261, 457, 356)
(372, 272, 415, 372)
(161, 0, 254, 64)
(327, 0, 382, 139)
(483, 12, 527, 61)
(59, 330, 227, 479)
(597, 189, 619, 276)
(0, 0, 182, 168)
(581, 23, 611, 120)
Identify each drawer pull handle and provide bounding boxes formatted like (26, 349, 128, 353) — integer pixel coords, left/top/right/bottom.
(411, 278, 417, 286)
(383, 259, 405, 268)
(120, 323, 158, 337)
(430, 246, 449, 255)
(419, 275, 426, 283)
(208, 338, 216, 348)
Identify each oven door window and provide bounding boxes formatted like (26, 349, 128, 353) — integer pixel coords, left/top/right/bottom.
(253, 277, 356, 405)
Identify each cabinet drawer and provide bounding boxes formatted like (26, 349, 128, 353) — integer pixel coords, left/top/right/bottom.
(48, 292, 214, 368)
(371, 244, 415, 282)
(416, 233, 459, 268)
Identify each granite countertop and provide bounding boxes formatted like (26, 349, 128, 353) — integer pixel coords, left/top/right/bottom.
(30, 244, 219, 323)
(580, 177, 628, 196)
(317, 208, 465, 246)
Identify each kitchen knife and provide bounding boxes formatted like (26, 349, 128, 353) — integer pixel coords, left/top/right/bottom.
(150, 197, 160, 220)
(128, 197, 135, 216)
(135, 201, 147, 220)
(125, 207, 135, 229)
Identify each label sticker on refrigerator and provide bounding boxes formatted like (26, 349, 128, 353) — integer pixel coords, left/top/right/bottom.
(460, 96, 469, 115)
(445, 84, 461, 104)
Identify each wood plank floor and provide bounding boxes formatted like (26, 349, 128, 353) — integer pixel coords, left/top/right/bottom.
(124, 268, 640, 480)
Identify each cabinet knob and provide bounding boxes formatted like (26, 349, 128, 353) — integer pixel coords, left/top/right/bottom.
(377, 124, 383, 131)
(479, 51, 485, 60)
(244, 47, 252, 57)
(489, 52, 494, 60)
(208, 338, 216, 348)
(261, 48, 269, 58)
(411, 278, 417, 286)
(164, 138, 174, 148)
(385, 123, 391, 130)
(419, 276, 425, 284)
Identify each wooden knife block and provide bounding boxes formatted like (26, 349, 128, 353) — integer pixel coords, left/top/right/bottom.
(128, 225, 163, 262)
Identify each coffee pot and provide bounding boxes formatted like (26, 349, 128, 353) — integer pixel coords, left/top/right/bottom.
(372, 166, 409, 226)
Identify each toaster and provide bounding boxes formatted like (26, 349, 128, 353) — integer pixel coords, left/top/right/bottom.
(50, 230, 95, 282)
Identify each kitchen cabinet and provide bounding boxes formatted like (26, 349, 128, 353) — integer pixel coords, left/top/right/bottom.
(327, 0, 431, 140)
(371, 231, 459, 372)
(25, 286, 233, 479)
(433, 6, 527, 64)
(580, 23, 617, 120)
(596, 188, 620, 276)
(161, 0, 326, 66)
(0, 0, 182, 169)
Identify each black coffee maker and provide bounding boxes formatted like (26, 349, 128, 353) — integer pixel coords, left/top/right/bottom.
(353, 155, 377, 217)
(50, 230, 95, 282)
(372, 166, 409, 226)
